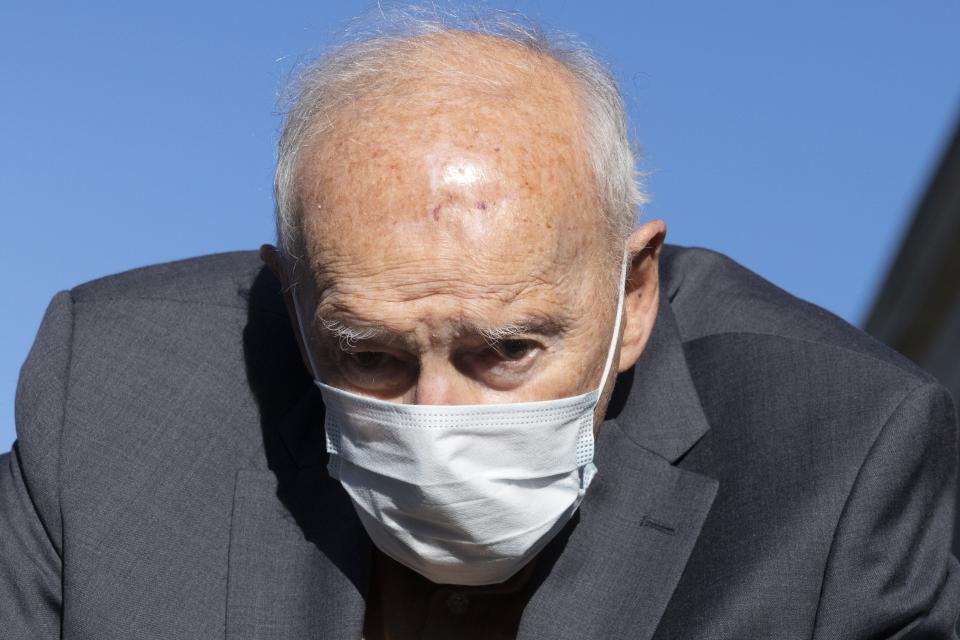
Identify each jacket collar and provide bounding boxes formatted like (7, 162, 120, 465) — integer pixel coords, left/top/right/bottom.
(515, 283, 718, 640)
(604, 282, 712, 462)
(227, 267, 371, 639)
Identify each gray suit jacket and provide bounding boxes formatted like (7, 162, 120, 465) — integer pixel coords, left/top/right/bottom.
(3, 245, 958, 639)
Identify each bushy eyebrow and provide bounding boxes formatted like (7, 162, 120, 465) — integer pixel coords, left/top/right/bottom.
(319, 318, 384, 349)
(315, 311, 566, 351)
(477, 322, 528, 343)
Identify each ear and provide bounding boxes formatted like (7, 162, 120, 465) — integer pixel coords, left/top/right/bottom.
(259, 244, 314, 376)
(617, 219, 666, 372)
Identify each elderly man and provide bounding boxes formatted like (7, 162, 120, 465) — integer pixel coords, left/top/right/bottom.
(3, 10, 959, 640)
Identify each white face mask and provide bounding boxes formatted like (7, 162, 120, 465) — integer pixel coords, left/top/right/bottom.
(293, 260, 626, 586)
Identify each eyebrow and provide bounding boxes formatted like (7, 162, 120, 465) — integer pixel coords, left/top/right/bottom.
(319, 318, 385, 349)
(315, 313, 566, 350)
(477, 322, 528, 343)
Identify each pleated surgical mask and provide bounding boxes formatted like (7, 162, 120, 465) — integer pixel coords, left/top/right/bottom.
(293, 257, 626, 585)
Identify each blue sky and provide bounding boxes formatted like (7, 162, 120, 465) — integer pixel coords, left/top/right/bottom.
(1, 1, 958, 452)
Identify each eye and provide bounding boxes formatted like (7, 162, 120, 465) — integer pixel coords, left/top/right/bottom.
(337, 349, 415, 394)
(346, 351, 395, 370)
(495, 339, 535, 361)
(456, 337, 542, 390)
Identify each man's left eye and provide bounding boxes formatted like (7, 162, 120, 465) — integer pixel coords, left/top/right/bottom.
(493, 339, 535, 361)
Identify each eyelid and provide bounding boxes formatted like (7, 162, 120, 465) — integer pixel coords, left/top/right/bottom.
(460, 340, 542, 390)
(486, 337, 532, 354)
(484, 332, 549, 348)
(474, 340, 538, 368)
(339, 344, 414, 366)
(321, 332, 396, 353)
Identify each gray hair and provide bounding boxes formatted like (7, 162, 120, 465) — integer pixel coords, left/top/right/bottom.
(273, 4, 647, 276)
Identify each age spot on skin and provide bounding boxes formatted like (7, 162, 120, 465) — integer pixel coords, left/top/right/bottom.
(475, 201, 488, 211)
(432, 204, 442, 221)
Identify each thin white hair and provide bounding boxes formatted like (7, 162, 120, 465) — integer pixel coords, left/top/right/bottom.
(477, 322, 528, 343)
(273, 3, 647, 279)
(320, 318, 382, 349)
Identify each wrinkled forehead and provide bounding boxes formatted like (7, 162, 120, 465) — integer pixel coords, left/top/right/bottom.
(292, 33, 612, 306)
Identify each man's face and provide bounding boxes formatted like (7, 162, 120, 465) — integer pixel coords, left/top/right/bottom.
(288, 36, 633, 408)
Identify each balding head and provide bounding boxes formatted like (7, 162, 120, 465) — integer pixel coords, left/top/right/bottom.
(298, 29, 605, 296)
(274, 10, 645, 279)
(264, 9, 665, 423)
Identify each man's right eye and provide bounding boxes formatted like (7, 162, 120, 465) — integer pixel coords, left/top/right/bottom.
(337, 349, 415, 394)
(346, 351, 395, 370)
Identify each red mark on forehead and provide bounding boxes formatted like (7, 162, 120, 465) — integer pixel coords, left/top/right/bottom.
(475, 201, 488, 211)
(432, 204, 441, 221)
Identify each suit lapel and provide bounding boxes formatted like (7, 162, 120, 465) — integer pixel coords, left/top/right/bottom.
(225, 467, 370, 640)
(225, 365, 371, 639)
(517, 426, 717, 640)
(227, 272, 372, 639)
(519, 292, 718, 640)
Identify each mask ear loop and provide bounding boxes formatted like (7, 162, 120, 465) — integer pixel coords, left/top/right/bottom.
(291, 286, 323, 381)
(576, 252, 629, 490)
(595, 252, 630, 394)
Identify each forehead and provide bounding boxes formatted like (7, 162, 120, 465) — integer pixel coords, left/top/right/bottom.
(294, 33, 610, 317)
